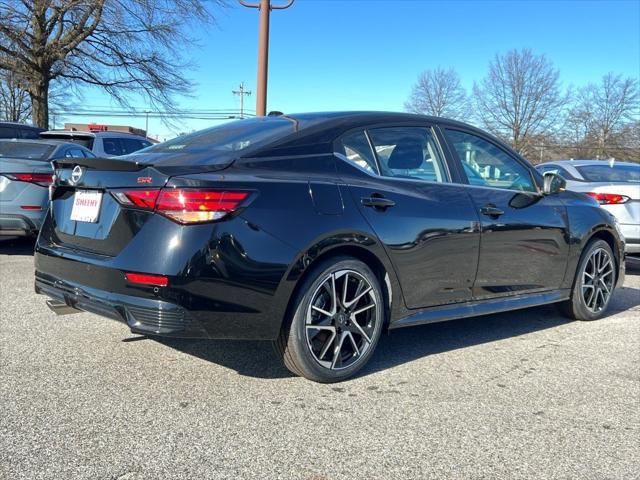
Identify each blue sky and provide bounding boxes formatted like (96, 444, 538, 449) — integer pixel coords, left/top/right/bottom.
(69, 0, 640, 140)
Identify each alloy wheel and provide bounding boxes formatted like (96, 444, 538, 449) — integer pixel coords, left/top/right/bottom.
(305, 269, 379, 370)
(581, 247, 614, 313)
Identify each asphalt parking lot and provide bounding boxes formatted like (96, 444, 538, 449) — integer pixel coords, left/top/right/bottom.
(1, 237, 639, 480)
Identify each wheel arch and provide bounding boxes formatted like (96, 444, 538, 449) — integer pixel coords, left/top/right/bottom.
(279, 242, 400, 335)
(583, 226, 624, 285)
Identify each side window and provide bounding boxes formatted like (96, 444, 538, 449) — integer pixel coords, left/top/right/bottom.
(445, 129, 537, 192)
(337, 130, 378, 174)
(0, 126, 18, 138)
(19, 128, 41, 139)
(102, 138, 123, 156)
(368, 127, 447, 183)
(121, 138, 148, 155)
(65, 148, 86, 158)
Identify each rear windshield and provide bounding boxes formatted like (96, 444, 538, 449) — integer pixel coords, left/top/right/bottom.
(141, 117, 298, 164)
(41, 134, 94, 150)
(0, 141, 54, 161)
(576, 164, 640, 183)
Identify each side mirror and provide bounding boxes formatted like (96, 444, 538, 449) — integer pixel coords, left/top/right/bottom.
(543, 172, 566, 195)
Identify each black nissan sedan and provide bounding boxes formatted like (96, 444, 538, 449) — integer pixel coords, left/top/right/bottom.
(35, 112, 625, 382)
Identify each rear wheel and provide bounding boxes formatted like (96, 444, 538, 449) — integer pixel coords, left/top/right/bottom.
(560, 239, 616, 321)
(275, 257, 384, 382)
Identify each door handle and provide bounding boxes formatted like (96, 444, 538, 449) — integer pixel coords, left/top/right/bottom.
(480, 205, 505, 218)
(361, 195, 396, 209)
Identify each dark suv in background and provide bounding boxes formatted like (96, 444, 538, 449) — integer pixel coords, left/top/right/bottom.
(0, 122, 45, 139)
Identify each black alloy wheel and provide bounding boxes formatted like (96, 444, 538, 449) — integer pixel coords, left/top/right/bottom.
(275, 257, 384, 382)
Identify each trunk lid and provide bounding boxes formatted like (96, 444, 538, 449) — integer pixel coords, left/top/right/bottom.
(46, 156, 232, 256)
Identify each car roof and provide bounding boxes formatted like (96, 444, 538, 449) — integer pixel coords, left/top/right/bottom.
(239, 111, 522, 160)
(541, 159, 639, 168)
(0, 138, 91, 150)
(41, 130, 148, 139)
(0, 121, 43, 130)
(286, 111, 478, 130)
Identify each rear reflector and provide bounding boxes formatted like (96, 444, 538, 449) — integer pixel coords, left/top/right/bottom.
(5, 173, 53, 186)
(125, 272, 169, 287)
(113, 188, 251, 224)
(586, 192, 630, 205)
(20, 205, 43, 210)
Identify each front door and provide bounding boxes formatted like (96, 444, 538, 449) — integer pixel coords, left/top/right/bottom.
(442, 128, 570, 300)
(336, 126, 481, 309)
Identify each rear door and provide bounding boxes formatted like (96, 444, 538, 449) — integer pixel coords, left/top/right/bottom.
(337, 125, 481, 309)
(441, 127, 570, 299)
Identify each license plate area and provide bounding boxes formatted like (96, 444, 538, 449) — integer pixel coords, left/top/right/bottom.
(70, 189, 103, 223)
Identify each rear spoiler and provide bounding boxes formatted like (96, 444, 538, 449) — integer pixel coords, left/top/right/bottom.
(53, 157, 151, 172)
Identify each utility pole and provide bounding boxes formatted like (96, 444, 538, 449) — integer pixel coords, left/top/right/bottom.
(232, 82, 252, 118)
(239, 0, 294, 116)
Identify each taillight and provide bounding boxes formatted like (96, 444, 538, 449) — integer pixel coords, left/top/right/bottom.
(112, 188, 251, 224)
(5, 173, 54, 186)
(112, 189, 159, 209)
(586, 192, 630, 205)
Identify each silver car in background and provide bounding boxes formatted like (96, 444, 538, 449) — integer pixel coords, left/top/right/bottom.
(40, 130, 152, 157)
(0, 140, 95, 236)
(537, 160, 640, 254)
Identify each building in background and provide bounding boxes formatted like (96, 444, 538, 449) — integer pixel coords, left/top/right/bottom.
(63, 123, 157, 142)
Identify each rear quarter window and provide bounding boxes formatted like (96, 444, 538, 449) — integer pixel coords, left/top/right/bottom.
(0, 126, 18, 139)
(0, 142, 54, 160)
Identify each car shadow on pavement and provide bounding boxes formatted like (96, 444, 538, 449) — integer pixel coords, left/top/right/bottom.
(150, 305, 572, 381)
(0, 236, 36, 255)
(155, 279, 640, 382)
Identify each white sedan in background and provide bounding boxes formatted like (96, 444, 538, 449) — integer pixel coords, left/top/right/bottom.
(537, 160, 640, 255)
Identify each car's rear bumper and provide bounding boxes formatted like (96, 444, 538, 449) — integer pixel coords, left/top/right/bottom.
(35, 272, 210, 338)
(0, 213, 41, 236)
(620, 223, 640, 254)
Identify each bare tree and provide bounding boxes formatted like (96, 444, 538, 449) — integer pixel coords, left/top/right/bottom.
(0, 69, 31, 122)
(0, 0, 223, 128)
(405, 67, 468, 120)
(473, 49, 568, 156)
(570, 73, 639, 158)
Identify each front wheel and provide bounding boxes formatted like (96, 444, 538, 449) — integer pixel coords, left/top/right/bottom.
(560, 239, 616, 321)
(274, 257, 384, 382)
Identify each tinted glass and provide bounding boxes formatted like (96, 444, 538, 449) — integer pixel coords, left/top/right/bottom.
(576, 164, 640, 183)
(121, 138, 148, 155)
(446, 129, 536, 192)
(18, 128, 41, 139)
(0, 141, 54, 160)
(41, 134, 94, 150)
(0, 126, 18, 139)
(337, 130, 378, 174)
(65, 148, 87, 158)
(102, 138, 123, 156)
(147, 117, 297, 155)
(368, 127, 447, 182)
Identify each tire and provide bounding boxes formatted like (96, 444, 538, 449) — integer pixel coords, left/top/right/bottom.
(559, 239, 616, 321)
(274, 257, 385, 382)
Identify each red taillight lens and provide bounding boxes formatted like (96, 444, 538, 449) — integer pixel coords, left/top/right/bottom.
(125, 272, 168, 287)
(113, 188, 251, 224)
(586, 192, 630, 205)
(6, 173, 54, 186)
(113, 189, 160, 209)
(156, 190, 250, 224)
